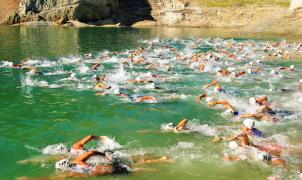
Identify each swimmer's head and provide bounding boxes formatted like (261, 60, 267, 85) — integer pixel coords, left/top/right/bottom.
(231, 72, 236, 77)
(243, 119, 255, 129)
(228, 141, 239, 150)
(206, 97, 214, 102)
(165, 123, 176, 130)
(249, 97, 257, 105)
(299, 79, 302, 84)
(256, 60, 262, 63)
(270, 70, 278, 75)
(224, 109, 235, 115)
(214, 86, 220, 92)
(247, 69, 252, 74)
(290, 65, 295, 70)
(55, 144, 69, 153)
(55, 159, 73, 170)
(216, 67, 222, 72)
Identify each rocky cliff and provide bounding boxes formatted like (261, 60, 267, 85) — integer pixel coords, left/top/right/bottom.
(2, 0, 153, 25)
(0, 0, 302, 35)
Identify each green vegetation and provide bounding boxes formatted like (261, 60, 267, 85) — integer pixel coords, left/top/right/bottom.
(185, 0, 291, 7)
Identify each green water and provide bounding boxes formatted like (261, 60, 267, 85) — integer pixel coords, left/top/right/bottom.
(0, 26, 302, 180)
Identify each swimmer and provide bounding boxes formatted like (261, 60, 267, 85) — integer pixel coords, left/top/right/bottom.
(55, 150, 128, 177)
(217, 69, 231, 77)
(277, 65, 295, 71)
(196, 93, 238, 115)
(218, 133, 285, 163)
(249, 95, 270, 106)
(134, 96, 158, 103)
(232, 71, 246, 77)
(22, 66, 43, 75)
(242, 119, 264, 138)
(92, 63, 101, 70)
(247, 67, 262, 74)
(239, 113, 277, 123)
(85, 53, 94, 59)
(128, 79, 154, 84)
(203, 80, 225, 92)
(163, 119, 189, 133)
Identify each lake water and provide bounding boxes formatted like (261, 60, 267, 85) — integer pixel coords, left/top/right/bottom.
(0, 26, 302, 180)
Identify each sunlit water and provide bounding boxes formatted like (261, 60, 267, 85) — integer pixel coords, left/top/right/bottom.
(1, 26, 302, 180)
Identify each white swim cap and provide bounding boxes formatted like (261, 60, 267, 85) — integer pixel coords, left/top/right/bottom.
(249, 97, 256, 105)
(290, 65, 295, 70)
(224, 109, 234, 115)
(247, 69, 252, 74)
(299, 79, 302, 83)
(55, 144, 69, 153)
(214, 86, 220, 92)
(256, 60, 262, 63)
(55, 159, 73, 170)
(165, 123, 176, 130)
(216, 67, 222, 72)
(228, 141, 239, 149)
(249, 62, 254, 65)
(243, 119, 255, 129)
(270, 70, 278, 74)
(231, 72, 236, 76)
(71, 73, 76, 77)
(206, 97, 214, 102)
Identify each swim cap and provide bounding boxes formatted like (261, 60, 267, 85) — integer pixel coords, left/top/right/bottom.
(228, 141, 239, 149)
(231, 72, 236, 77)
(249, 62, 254, 66)
(224, 109, 234, 115)
(270, 70, 278, 75)
(55, 144, 69, 153)
(247, 69, 252, 74)
(299, 79, 302, 83)
(249, 97, 257, 105)
(216, 67, 222, 72)
(166, 123, 176, 130)
(243, 119, 255, 129)
(290, 65, 295, 70)
(256, 60, 262, 63)
(214, 86, 220, 92)
(55, 159, 73, 170)
(206, 97, 214, 102)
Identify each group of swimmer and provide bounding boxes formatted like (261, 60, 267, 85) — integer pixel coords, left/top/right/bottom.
(2, 37, 302, 179)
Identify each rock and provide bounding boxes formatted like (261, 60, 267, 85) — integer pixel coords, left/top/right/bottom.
(4, 12, 20, 25)
(290, 0, 302, 11)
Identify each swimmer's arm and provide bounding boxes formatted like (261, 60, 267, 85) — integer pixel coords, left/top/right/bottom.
(72, 135, 100, 150)
(215, 100, 235, 111)
(203, 81, 219, 88)
(176, 119, 188, 130)
(239, 113, 255, 119)
(73, 150, 97, 166)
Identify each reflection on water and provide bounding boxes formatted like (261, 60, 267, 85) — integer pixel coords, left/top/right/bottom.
(1, 26, 302, 62)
